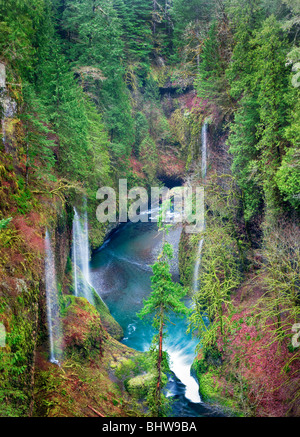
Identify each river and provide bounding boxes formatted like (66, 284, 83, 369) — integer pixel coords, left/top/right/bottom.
(90, 215, 224, 417)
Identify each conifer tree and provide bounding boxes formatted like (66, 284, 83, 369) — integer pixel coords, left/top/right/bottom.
(61, 0, 135, 160)
(138, 212, 187, 416)
(20, 84, 56, 186)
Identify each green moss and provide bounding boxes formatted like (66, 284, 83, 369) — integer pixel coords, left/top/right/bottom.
(125, 372, 155, 399)
(197, 370, 241, 416)
(178, 230, 199, 287)
(91, 288, 124, 340)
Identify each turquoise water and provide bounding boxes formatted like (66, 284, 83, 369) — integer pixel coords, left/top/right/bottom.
(90, 218, 224, 417)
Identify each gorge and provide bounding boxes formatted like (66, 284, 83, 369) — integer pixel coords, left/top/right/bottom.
(0, 0, 299, 420)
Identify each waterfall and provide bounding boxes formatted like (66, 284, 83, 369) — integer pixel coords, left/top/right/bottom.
(72, 207, 93, 304)
(45, 230, 62, 365)
(193, 238, 204, 293)
(193, 123, 208, 293)
(201, 122, 208, 180)
(167, 338, 201, 403)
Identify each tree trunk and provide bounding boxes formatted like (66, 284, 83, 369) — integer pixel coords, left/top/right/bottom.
(29, 301, 38, 417)
(153, 0, 157, 35)
(156, 306, 164, 413)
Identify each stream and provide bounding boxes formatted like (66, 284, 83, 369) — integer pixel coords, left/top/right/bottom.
(90, 215, 224, 417)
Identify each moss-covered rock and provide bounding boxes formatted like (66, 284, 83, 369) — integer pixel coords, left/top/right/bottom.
(91, 288, 124, 341)
(125, 372, 155, 399)
(62, 296, 104, 358)
(71, 272, 124, 341)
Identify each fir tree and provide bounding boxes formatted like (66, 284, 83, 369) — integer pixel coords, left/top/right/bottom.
(138, 212, 187, 416)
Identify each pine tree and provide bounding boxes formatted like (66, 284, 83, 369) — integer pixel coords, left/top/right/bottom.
(170, 0, 214, 66)
(112, 0, 153, 78)
(20, 83, 56, 186)
(61, 0, 135, 160)
(138, 215, 187, 416)
(0, 0, 46, 75)
(227, 8, 295, 224)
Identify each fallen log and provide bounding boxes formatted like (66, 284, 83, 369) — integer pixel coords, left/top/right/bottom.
(87, 405, 105, 417)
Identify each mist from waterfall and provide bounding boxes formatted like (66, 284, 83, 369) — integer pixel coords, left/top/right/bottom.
(45, 230, 62, 365)
(72, 207, 94, 305)
(193, 122, 208, 293)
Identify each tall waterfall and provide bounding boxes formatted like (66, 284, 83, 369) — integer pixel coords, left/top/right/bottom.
(72, 229, 78, 297)
(201, 122, 208, 180)
(193, 238, 204, 293)
(45, 230, 62, 365)
(193, 122, 208, 293)
(72, 207, 94, 305)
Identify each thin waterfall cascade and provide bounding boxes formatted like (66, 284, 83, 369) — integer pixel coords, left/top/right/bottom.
(193, 237, 204, 293)
(72, 231, 78, 297)
(201, 122, 208, 180)
(72, 207, 94, 305)
(45, 230, 62, 365)
(193, 122, 208, 293)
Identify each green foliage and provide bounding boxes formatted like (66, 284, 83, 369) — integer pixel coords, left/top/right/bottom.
(227, 10, 298, 225)
(275, 86, 300, 209)
(134, 111, 149, 155)
(170, 0, 215, 66)
(189, 176, 245, 349)
(0, 217, 12, 230)
(190, 224, 241, 349)
(195, 22, 226, 101)
(253, 222, 300, 345)
(139, 135, 158, 183)
(20, 83, 56, 183)
(0, 0, 46, 75)
(144, 75, 160, 102)
(61, 0, 135, 158)
(227, 96, 262, 221)
(138, 218, 187, 416)
(276, 147, 300, 208)
(0, 286, 39, 416)
(113, 0, 153, 78)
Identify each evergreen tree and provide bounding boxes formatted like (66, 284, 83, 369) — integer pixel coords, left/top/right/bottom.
(170, 0, 215, 67)
(20, 83, 56, 185)
(227, 9, 295, 224)
(195, 21, 225, 101)
(138, 216, 187, 416)
(227, 96, 262, 221)
(249, 15, 292, 225)
(0, 0, 46, 75)
(113, 0, 153, 78)
(61, 0, 135, 161)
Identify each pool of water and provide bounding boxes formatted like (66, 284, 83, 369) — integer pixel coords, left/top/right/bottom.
(90, 219, 224, 417)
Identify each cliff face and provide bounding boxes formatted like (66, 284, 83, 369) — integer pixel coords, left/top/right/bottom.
(0, 172, 144, 416)
(0, 133, 142, 416)
(176, 103, 300, 417)
(0, 58, 191, 417)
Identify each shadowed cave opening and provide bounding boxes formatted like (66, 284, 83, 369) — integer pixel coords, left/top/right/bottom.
(157, 174, 185, 189)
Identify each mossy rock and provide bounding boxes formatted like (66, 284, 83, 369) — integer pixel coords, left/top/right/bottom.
(125, 372, 155, 399)
(62, 296, 104, 358)
(73, 272, 123, 341)
(91, 288, 123, 341)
